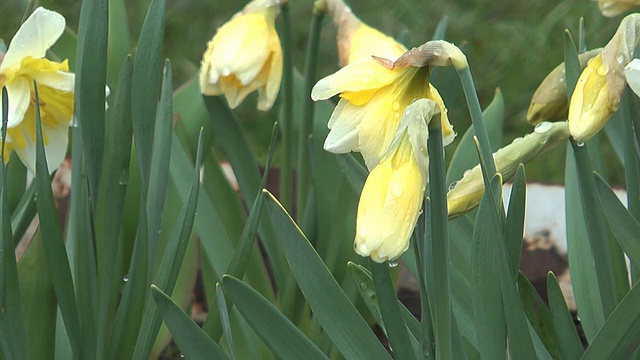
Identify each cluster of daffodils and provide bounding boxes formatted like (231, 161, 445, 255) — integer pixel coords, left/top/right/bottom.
(199, 0, 283, 111)
(311, 0, 461, 262)
(0, 7, 74, 173)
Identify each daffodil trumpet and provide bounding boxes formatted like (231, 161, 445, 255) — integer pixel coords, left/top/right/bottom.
(0, 7, 74, 174)
(447, 121, 570, 218)
(199, 0, 282, 111)
(569, 13, 640, 143)
(355, 99, 442, 263)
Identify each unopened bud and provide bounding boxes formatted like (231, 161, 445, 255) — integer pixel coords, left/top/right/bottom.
(374, 40, 467, 70)
(447, 121, 570, 218)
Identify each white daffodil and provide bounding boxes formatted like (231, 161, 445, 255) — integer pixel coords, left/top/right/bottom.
(0, 7, 74, 173)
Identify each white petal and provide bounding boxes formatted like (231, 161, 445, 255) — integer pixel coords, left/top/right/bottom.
(14, 122, 68, 174)
(625, 58, 640, 98)
(1, 8, 65, 71)
(32, 70, 74, 92)
(5, 77, 31, 128)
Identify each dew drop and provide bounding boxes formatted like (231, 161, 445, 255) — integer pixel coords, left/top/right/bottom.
(70, 115, 79, 128)
(534, 121, 553, 134)
(576, 141, 585, 147)
(463, 169, 472, 177)
(359, 281, 368, 290)
(559, 76, 565, 83)
(123, 275, 129, 282)
(119, 168, 129, 186)
(448, 181, 458, 191)
(391, 182, 404, 197)
(392, 101, 401, 111)
(512, 137, 523, 144)
(388, 259, 399, 268)
(596, 64, 609, 76)
(617, 55, 625, 64)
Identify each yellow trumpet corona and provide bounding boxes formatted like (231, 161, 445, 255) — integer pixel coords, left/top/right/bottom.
(0, 7, 74, 173)
(355, 99, 437, 263)
(199, 0, 282, 111)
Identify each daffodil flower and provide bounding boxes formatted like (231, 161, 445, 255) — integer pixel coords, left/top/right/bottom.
(568, 13, 640, 142)
(199, 0, 282, 111)
(355, 99, 438, 263)
(0, 7, 74, 173)
(312, 47, 455, 170)
(597, 0, 640, 17)
(321, 0, 407, 66)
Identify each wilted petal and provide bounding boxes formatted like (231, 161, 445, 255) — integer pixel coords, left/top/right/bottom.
(0, 8, 65, 72)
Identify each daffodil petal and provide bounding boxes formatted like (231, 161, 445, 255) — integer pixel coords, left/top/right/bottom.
(324, 102, 360, 153)
(625, 58, 640, 98)
(5, 77, 31, 128)
(0, 8, 65, 72)
(13, 122, 68, 174)
(311, 59, 398, 101)
(31, 70, 75, 92)
(257, 36, 283, 111)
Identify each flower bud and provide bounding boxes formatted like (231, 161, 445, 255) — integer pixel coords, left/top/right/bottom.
(527, 49, 601, 125)
(447, 121, 570, 218)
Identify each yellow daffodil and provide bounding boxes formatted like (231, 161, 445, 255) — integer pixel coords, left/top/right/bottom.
(568, 14, 640, 143)
(312, 43, 455, 170)
(0, 7, 74, 173)
(321, 0, 407, 66)
(199, 0, 282, 111)
(447, 121, 570, 218)
(527, 49, 601, 125)
(355, 99, 438, 263)
(598, 0, 640, 17)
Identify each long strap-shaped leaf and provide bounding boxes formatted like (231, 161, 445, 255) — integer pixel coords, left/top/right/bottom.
(222, 275, 327, 360)
(264, 192, 391, 359)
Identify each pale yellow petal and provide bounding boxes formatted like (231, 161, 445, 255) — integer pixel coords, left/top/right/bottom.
(323, 99, 361, 153)
(311, 59, 399, 100)
(12, 121, 69, 174)
(5, 77, 31, 128)
(31, 70, 74, 93)
(0, 8, 65, 72)
(257, 33, 282, 111)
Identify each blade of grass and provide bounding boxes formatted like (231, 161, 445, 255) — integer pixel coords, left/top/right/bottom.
(151, 285, 230, 359)
(264, 191, 391, 359)
(34, 82, 83, 359)
(222, 275, 327, 360)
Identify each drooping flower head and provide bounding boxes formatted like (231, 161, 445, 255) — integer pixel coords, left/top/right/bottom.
(597, 0, 640, 17)
(0, 7, 74, 173)
(321, 0, 407, 66)
(568, 13, 640, 142)
(199, 0, 282, 111)
(355, 99, 438, 263)
(312, 41, 457, 170)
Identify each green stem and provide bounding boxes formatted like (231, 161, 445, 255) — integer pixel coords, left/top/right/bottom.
(571, 141, 618, 316)
(412, 212, 435, 359)
(296, 7, 325, 222)
(427, 115, 452, 360)
(621, 92, 640, 283)
(456, 66, 496, 177)
(280, 1, 294, 210)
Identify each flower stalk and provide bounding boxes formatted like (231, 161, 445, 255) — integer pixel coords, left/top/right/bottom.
(280, 0, 294, 210)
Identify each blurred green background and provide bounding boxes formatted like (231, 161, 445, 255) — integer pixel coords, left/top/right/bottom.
(0, 0, 626, 182)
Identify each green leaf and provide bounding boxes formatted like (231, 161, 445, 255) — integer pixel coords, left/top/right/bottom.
(564, 142, 604, 341)
(95, 56, 134, 357)
(132, 0, 166, 186)
(222, 275, 327, 360)
(10, 181, 35, 242)
(370, 261, 415, 360)
(336, 153, 367, 195)
(75, 0, 108, 199)
(547, 273, 583, 359)
(133, 128, 203, 359)
(504, 165, 526, 279)
(216, 284, 236, 360)
(517, 273, 561, 359)
(471, 175, 506, 359)
(594, 173, 640, 264)
(34, 83, 83, 359)
(106, 0, 131, 89)
(581, 282, 640, 359)
(563, 30, 581, 100)
(146, 60, 174, 265)
(264, 192, 391, 359)
(151, 285, 230, 359)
